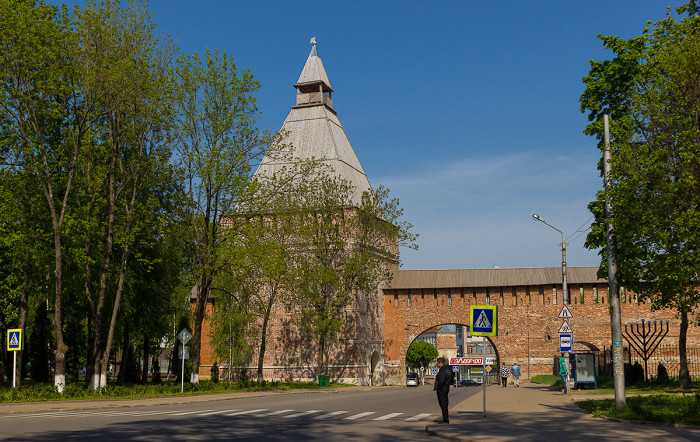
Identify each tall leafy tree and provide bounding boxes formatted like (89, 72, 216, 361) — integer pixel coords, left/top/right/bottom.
(171, 49, 274, 383)
(0, 0, 86, 392)
(214, 162, 318, 383)
(282, 172, 416, 379)
(66, 0, 176, 390)
(581, 1, 700, 388)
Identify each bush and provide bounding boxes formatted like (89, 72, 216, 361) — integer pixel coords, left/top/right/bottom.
(630, 362, 644, 384)
(656, 363, 669, 383)
(211, 362, 219, 383)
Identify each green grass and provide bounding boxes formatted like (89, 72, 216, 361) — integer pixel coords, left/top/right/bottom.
(577, 394, 700, 426)
(531, 374, 700, 395)
(0, 379, 347, 403)
(530, 375, 561, 387)
(572, 376, 700, 395)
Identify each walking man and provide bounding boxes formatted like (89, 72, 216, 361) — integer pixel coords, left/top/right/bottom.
(510, 362, 521, 387)
(434, 357, 451, 423)
(500, 362, 509, 387)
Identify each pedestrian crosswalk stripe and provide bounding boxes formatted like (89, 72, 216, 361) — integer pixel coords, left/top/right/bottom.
(283, 410, 321, 418)
(373, 412, 403, 421)
(171, 409, 214, 416)
(4, 408, 436, 422)
(313, 411, 348, 419)
(257, 409, 293, 417)
(405, 413, 432, 421)
(198, 409, 235, 416)
(344, 411, 376, 420)
(225, 409, 267, 416)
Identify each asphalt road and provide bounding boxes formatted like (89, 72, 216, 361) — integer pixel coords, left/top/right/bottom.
(0, 385, 481, 441)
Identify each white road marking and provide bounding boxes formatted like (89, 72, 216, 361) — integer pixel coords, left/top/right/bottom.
(225, 408, 267, 416)
(170, 409, 214, 416)
(313, 410, 348, 419)
(344, 412, 376, 420)
(405, 413, 432, 421)
(373, 412, 404, 421)
(197, 409, 237, 416)
(257, 409, 293, 417)
(283, 410, 322, 418)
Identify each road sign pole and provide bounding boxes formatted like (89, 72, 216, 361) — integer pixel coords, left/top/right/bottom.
(181, 342, 185, 393)
(13, 351, 17, 389)
(482, 336, 486, 418)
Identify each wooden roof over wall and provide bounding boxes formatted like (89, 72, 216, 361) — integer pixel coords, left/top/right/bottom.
(384, 266, 605, 290)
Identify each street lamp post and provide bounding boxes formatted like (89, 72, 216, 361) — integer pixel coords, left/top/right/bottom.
(532, 213, 571, 394)
(532, 214, 569, 305)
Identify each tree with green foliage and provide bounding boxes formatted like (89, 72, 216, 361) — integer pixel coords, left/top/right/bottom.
(581, 1, 700, 389)
(406, 340, 438, 386)
(214, 162, 317, 383)
(281, 171, 416, 379)
(0, 0, 84, 392)
(171, 48, 275, 384)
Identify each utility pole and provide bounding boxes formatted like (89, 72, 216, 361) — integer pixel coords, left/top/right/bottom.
(604, 114, 626, 409)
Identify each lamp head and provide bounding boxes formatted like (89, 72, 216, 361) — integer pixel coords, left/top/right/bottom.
(532, 214, 542, 221)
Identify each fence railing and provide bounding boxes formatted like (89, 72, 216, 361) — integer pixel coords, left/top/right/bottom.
(593, 345, 700, 381)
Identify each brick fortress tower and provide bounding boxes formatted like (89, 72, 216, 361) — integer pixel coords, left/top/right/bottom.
(198, 39, 391, 385)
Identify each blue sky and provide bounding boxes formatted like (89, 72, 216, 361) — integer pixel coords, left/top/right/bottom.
(60, 1, 685, 270)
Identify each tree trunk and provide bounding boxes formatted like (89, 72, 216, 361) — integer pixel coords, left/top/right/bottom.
(316, 336, 326, 380)
(91, 140, 118, 390)
(141, 335, 150, 385)
(257, 293, 275, 383)
(85, 314, 94, 387)
(53, 231, 68, 393)
(15, 263, 29, 389)
(191, 279, 209, 384)
(117, 323, 130, 386)
(679, 308, 689, 389)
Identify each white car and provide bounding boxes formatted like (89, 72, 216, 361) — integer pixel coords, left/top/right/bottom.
(406, 373, 419, 387)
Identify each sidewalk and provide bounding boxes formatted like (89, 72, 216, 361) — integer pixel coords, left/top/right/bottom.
(425, 382, 700, 442)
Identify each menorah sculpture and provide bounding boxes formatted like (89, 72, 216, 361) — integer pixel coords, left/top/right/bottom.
(623, 319, 669, 382)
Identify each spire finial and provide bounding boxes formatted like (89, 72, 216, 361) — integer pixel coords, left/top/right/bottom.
(309, 36, 318, 57)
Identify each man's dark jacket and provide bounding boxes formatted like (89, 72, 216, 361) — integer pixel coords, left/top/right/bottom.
(434, 365, 452, 392)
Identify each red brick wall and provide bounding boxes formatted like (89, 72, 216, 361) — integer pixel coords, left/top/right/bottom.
(383, 284, 700, 384)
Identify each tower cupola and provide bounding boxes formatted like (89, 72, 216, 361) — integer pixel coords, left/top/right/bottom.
(293, 37, 334, 112)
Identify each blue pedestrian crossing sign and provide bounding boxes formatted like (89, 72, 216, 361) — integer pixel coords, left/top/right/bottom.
(470, 305, 498, 336)
(7, 329, 22, 351)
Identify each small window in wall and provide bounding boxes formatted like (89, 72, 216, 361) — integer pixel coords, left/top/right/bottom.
(500, 288, 504, 305)
(486, 290, 490, 305)
(593, 287, 598, 304)
(553, 286, 557, 304)
(448, 291, 452, 306)
(621, 287, 626, 303)
(460, 288, 464, 299)
(580, 287, 585, 304)
(540, 287, 545, 304)
(408, 293, 412, 306)
(394, 292, 399, 301)
(512, 287, 517, 306)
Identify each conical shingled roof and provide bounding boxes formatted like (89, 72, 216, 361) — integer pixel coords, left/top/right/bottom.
(295, 44, 333, 91)
(254, 42, 372, 206)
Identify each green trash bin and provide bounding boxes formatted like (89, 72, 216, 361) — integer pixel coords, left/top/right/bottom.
(318, 375, 329, 387)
